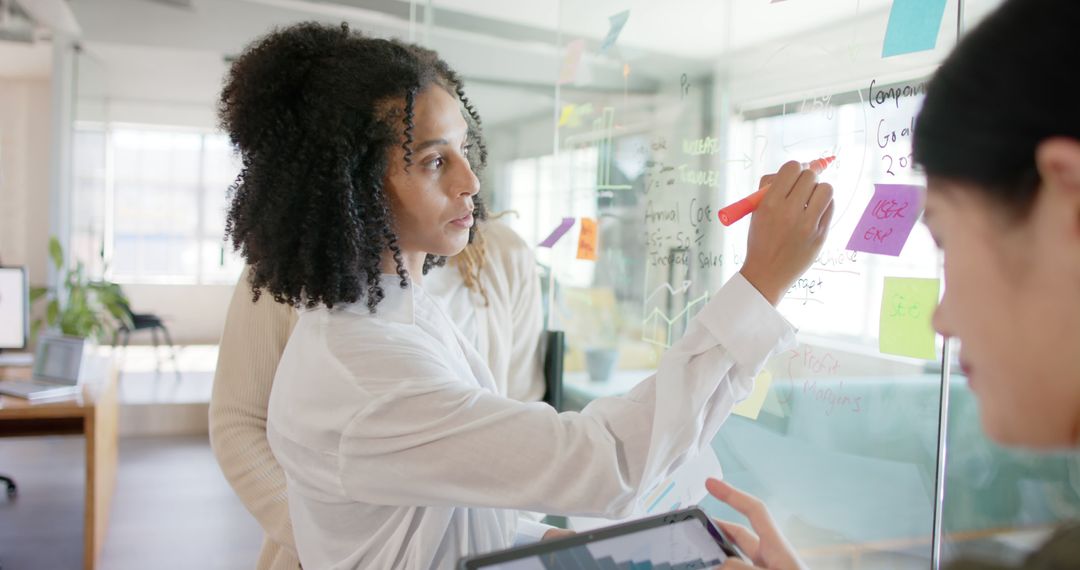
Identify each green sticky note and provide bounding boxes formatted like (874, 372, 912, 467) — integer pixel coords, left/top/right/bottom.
(880, 277, 939, 360)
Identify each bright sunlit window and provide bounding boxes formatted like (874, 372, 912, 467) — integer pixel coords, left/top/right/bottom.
(72, 123, 245, 285)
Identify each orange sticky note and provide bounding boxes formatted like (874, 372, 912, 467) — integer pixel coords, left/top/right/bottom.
(577, 217, 598, 260)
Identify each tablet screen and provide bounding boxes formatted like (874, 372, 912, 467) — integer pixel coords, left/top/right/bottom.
(478, 517, 729, 569)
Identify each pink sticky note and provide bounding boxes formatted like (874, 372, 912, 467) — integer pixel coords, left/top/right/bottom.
(846, 183, 924, 256)
(539, 217, 575, 248)
(558, 39, 585, 85)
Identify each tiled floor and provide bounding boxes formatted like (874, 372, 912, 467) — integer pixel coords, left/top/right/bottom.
(116, 345, 218, 405)
(1, 345, 263, 568)
(0, 435, 263, 570)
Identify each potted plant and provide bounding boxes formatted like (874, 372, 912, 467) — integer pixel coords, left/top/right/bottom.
(29, 237, 132, 344)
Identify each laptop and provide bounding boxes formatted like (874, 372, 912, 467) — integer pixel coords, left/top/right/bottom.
(0, 335, 86, 401)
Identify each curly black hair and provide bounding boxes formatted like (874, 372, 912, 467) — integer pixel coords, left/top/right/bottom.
(220, 22, 488, 312)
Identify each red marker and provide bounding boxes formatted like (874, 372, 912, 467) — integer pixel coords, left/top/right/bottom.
(718, 156, 836, 226)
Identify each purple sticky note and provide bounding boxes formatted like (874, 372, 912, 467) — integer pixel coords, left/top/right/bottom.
(539, 217, 575, 248)
(846, 183, 925, 256)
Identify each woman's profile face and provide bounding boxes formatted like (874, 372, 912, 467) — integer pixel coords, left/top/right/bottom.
(384, 85, 480, 259)
(924, 150, 1080, 448)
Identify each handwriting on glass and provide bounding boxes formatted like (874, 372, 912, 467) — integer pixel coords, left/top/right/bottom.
(779, 347, 864, 415)
(867, 79, 927, 109)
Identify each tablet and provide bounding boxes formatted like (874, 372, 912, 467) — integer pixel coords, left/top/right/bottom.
(458, 507, 745, 569)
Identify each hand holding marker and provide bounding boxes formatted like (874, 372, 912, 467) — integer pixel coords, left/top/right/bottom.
(718, 156, 836, 226)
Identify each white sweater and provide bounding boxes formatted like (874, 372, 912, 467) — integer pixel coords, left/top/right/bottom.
(209, 221, 546, 570)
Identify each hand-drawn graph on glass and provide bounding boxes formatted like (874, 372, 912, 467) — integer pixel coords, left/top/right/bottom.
(641, 273, 709, 349)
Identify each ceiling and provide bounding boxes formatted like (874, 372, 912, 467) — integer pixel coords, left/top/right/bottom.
(2, 0, 1008, 126)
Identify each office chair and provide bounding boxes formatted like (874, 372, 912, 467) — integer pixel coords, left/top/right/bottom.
(113, 300, 180, 376)
(0, 474, 15, 499)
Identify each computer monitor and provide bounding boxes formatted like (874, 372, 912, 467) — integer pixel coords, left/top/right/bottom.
(0, 266, 29, 352)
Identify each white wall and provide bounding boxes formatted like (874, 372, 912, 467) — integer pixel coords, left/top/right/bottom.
(121, 282, 235, 345)
(0, 78, 52, 293)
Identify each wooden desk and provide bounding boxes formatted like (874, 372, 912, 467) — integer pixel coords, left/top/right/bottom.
(0, 360, 119, 570)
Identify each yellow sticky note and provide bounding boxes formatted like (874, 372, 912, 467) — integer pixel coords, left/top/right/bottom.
(576, 217, 598, 260)
(733, 370, 772, 421)
(558, 104, 576, 127)
(879, 277, 939, 360)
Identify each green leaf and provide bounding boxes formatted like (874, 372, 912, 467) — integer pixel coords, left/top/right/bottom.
(105, 301, 132, 328)
(69, 288, 86, 313)
(77, 311, 96, 338)
(48, 237, 63, 270)
(29, 286, 49, 303)
(30, 319, 41, 340)
(60, 304, 92, 338)
(93, 321, 108, 342)
(58, 309, 73, 335)
(46, 299, 59, 326)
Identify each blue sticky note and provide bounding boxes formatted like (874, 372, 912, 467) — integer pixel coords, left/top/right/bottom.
(882, 0, 948, 58)
(599, 10, 630, 55)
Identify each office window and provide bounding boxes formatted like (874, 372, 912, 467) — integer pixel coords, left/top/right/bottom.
(198, 134, 247, 283)
(71, 129, 108, 278)
(72, 124, 244, 284)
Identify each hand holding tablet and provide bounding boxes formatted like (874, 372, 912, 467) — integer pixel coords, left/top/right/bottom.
(705, 478, 807, 570)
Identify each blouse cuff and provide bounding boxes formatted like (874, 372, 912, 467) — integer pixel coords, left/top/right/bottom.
(696, 272, 798, 369)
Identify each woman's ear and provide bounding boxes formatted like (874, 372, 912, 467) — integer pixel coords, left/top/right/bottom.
(1036, 137, 1080, 197)
(1036, 137, 1080, 257)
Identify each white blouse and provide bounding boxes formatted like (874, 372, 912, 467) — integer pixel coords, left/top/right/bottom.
(209, 221, 548, 569)
(266, 272, 795, 569)
(425, 220, 546, 404)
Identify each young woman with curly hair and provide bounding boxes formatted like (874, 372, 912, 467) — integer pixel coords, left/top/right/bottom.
(219, 22, 834, 569)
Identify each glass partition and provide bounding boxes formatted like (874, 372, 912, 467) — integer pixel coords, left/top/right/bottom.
(444, 0, 1077, 567)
